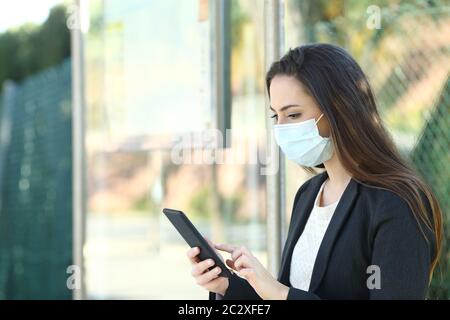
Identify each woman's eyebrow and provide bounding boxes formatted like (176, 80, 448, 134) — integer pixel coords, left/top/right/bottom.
(269, 104, 302, 112)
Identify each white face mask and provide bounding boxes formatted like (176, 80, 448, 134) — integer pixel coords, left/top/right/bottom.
(273, 113, 334, 167)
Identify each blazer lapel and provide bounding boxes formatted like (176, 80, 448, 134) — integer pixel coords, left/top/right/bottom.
(308, 177, 359, 292)
(277, 172, 360, 292)
(277, 171, 328, 285)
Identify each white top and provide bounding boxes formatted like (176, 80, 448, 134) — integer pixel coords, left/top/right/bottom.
(289, 180, 340, 291)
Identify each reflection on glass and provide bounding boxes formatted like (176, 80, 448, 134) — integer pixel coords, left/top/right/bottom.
(84, 0, 268, 299)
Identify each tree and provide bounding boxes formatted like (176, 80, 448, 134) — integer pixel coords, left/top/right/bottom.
(0, 4, 70, 91)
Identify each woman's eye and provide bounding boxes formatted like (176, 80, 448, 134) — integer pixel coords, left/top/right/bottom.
(270, 114, 278, 121)
(288, 113, 301, 119)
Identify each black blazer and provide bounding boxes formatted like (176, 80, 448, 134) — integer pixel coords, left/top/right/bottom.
(209, 171, 435, 300)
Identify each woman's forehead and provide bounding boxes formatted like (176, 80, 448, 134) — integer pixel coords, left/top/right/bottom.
(269, 75, 313, 110)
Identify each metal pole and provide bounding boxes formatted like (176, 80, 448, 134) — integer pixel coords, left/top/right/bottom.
(264, 0, 285, 277)
(211, 0, 231, 147)
(70, 0, 87, 300)
(209, 0, 232, 243)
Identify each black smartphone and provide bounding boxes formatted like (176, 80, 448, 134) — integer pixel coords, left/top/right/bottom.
(162, 208, 232, 278)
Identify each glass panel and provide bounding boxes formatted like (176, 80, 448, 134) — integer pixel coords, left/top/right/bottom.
(84, 0, 268, 299)
(86, 0, 212, 139)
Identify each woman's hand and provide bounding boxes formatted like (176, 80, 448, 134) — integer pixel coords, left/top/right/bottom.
(216, 244, 289, 300)
(186, 238, 229, 296)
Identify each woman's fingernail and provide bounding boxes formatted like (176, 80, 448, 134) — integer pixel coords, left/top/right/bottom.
(209, 260, 214, 265)
(215, 267, 221, 273)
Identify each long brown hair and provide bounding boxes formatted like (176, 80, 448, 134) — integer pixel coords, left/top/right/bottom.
(266, 43, 443, 279)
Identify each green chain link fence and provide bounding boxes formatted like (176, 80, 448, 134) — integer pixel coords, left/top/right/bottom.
(411, 77, 450, 298)
(0, 59, 72, 299)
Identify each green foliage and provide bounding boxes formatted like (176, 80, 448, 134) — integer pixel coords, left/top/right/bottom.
(231, 0, 250, 49)
(132, 194, 160, 216)
(0, 5, 70, 90)
(188, 186, 214, 220)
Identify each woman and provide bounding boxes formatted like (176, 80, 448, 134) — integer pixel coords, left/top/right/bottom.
(186, 43, 443, 300)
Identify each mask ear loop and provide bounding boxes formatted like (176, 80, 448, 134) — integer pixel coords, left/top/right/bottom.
(315, 113, 324, 124)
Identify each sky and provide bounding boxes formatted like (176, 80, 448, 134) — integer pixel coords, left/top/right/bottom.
(0, 0, 64, 32)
